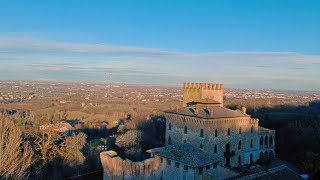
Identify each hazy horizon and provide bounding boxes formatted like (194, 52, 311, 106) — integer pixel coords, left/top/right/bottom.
(1, 1, 320, 91)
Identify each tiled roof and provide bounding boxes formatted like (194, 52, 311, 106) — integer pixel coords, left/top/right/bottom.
(189, 98, 221, 104)
(239, 165, 303, 180)
(165, 106, 249, 119)
(147, 144, 220, 167)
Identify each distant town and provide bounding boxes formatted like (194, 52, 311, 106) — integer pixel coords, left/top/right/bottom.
(1, 81, 319, 105)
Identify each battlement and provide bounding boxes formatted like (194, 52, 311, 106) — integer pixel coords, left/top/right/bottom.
(183, 82, 224, 90)
(183, 82, 224, 107)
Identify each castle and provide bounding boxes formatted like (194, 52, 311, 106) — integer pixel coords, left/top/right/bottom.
(101, 82, 276, 180)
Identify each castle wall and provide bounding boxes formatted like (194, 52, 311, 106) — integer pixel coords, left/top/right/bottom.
(100, 151, 236, 180)
(160, 157, 239, 180)
(100, 151, 163, 180)
(183, 83, 224, 107)
(165, 113, 275, 167)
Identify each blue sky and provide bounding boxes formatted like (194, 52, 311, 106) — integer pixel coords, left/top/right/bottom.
(0, 0, 320, 90)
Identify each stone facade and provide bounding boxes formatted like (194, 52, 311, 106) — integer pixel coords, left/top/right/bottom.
(165, 114, 275, 167)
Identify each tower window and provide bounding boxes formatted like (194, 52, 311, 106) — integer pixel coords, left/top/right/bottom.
(183, 139, 187, 143)
(184, 126, 187, 134)
(200, 128, 204, 137)
(214, 144, 217, 153)
(227, 128, 230, 136)
(200, 144, 203, 149)
(250, 139, 253, 148)
(251, 126, 254, 133)
(238, 140, 242, 149)
(215, 129, 218, 137)
(265, 136, 268, 146)
(168, 136, 171, 145)
(169, 122, 172, 130)
(239, 127, 242, 134)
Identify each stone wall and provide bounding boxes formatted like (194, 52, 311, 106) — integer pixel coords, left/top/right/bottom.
(100, 151, 163, 180)
(183, 82, 224, 107)
(101, 150, 241, 180)
(164, 113, 275, 167)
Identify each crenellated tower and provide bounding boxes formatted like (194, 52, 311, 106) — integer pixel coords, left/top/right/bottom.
(183, 82, 224, 107)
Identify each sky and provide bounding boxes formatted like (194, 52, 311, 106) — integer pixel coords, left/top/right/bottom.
(0, 0, 320, 90)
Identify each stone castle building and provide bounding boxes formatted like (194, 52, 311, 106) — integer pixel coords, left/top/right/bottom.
(101, 82, 276, 180)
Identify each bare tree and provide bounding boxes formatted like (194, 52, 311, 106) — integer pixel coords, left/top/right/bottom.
(34, 131, 60, 166)
(58, 132, 87, 166)
(0, 118, 34, 179)
(35, 131, 87, 167)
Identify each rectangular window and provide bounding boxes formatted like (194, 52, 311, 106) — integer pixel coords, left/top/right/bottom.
(199, 167, 203, 175)
(184, 165, 188, 171)
(175, 162, 180, 168)
(206, 165, 210, 170)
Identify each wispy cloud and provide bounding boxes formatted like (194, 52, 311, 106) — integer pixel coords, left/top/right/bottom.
(0, 36, 319, 90)
(0, 36, 183, 57)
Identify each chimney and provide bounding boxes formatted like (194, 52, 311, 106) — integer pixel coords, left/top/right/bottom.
(241, 107, 247, 114)
(194, 106, 198, 115)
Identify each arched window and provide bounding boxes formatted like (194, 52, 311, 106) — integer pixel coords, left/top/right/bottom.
(251, 126, 254, 133)
(239, 127, 242, 134)
(269, 136, 273, 147)
(183, 139, 187, 143)
(250, 139, 253, 148)
(200, 144, 203, 149)
(250, 154, 253, 164)
(260, 136, 263, 147)
(168, 136, 171, 145)
(226, 142, 231, 153)
(264, 151, 269, 160)
(265, 136, 268, 146)
(200, 129, 204, 137)
(227, 128, 230, 136)
(168, 122, 172, 130)
(238, 140, 242, 150)
(215, 129, 218, 137)
(184, 126, 187, 134)
(214, 144, 217, 153)
(260, 152, 264, 161)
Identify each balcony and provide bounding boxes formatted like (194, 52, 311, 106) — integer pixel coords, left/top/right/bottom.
(224, 150, 235, 158)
